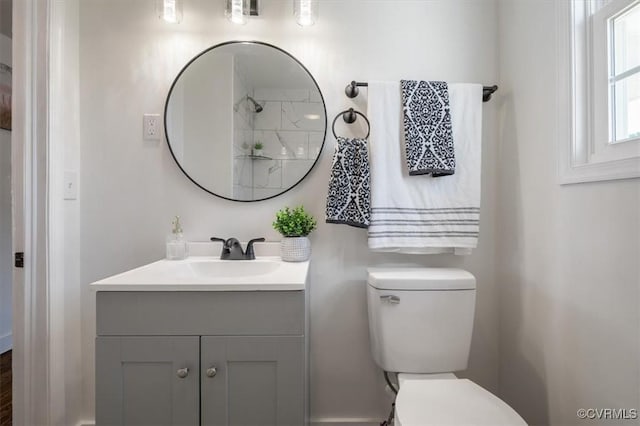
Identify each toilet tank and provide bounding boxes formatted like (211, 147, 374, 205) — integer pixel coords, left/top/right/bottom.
(367, 268, 476, 373)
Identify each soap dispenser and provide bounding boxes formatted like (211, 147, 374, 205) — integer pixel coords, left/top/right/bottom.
(166, 216, 188, 260)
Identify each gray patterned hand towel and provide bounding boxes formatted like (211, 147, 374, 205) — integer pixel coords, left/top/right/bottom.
(401, 80, 455, 176)
(326, 137, 371, 228)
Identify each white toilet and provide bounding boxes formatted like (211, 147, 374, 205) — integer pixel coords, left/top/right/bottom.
(367, 267, 527, 426)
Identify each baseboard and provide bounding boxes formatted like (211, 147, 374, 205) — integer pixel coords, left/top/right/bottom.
(310, 418, 381, 426)
(0, 333, 11, 354)
(80, 418, 380, 426)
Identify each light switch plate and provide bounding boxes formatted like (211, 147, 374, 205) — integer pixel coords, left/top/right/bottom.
(143, 114, 162, 140)
(64, 170, 78, 200)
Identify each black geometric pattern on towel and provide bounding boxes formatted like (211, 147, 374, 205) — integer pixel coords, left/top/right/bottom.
(326, 137, 371, 228)
(401, 80, 455, 176)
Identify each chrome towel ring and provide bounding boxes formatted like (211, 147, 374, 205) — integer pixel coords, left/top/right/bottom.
(331, 108, 370, 140)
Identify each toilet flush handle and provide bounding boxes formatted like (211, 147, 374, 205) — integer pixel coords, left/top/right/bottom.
(380, 295, 400, 304)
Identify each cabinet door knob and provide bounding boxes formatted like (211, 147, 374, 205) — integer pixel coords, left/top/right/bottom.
(177, 368, 189, 378)
(206, 366, 217, 378)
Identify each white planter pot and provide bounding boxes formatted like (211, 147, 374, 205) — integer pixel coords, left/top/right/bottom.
(254, 149, 263, 157)
(280, 237, 311, 262)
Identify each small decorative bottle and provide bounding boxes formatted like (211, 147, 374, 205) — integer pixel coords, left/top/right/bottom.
(166, 216, 188, 260)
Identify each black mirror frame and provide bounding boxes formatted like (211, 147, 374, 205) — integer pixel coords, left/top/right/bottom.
(163, 40, 328, 203)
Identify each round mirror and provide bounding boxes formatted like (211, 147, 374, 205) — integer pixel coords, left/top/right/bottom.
(165, 41, 327, 202)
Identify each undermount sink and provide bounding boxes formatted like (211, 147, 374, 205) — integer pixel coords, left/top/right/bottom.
(187, 258, 280, 278)
(90, 255, 309, 291)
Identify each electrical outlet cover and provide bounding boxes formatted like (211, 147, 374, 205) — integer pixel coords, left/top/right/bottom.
(143, 114, 162, 140)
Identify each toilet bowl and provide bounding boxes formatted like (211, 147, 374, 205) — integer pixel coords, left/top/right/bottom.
(366, 268, 526, 426)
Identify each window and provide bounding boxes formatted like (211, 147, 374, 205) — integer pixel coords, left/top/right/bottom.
(610, 4, 640, 143)
(557, 0, 640, 183)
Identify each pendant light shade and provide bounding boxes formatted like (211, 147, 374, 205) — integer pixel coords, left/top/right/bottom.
(156, 0, 183, 24)
(226, 0, 250, 25)
(294, 0, 318, 27)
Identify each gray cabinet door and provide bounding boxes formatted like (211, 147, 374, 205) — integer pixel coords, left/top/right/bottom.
(96, 336, 200, 426)
(201, 336, 304, 426)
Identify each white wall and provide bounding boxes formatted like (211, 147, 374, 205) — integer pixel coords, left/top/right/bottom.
(61, 1, 83, 422)
(496, 1, 640, 425)
(78, 0, 499, 422)
(0, 32, 12, 355)
(50, 0, 83, 424)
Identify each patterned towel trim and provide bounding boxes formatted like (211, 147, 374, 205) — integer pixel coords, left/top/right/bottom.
(326, 219, 370, 229)
(401, 80, 455, 177)
(325, 137, 371, 228)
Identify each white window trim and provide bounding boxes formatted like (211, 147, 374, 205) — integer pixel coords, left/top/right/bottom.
(557, 0, 640, 184)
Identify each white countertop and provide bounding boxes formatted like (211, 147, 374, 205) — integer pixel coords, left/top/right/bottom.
(90, 256, 310, 292)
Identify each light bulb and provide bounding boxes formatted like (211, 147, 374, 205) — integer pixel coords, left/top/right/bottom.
(226, 0, 249, 25)
(294, 0, 318, 27)
(157, 0, 182, 24)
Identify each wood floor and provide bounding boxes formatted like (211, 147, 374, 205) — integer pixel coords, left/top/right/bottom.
(0, 350, 11, 426)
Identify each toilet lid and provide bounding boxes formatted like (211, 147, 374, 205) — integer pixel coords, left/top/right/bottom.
(396, 379, 527, 426)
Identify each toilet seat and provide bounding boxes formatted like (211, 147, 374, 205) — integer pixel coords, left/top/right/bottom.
(395, 378, 527, 426)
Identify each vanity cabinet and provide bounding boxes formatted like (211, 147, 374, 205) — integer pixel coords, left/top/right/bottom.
(95, 291, 308, 426)
(200, 336, 304, 426)
(96, 336, 200, 425)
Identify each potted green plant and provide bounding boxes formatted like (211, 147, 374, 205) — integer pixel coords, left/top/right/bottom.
(253, 142, 264, 157)
(272, 206, 317, 262)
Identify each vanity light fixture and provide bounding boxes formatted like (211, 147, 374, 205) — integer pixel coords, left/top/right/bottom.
(226, 0, 250, 25)
(157, 0, 183, 24)
(294, 0, 318, 27)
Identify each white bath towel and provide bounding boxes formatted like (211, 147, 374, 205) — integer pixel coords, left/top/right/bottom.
(367, 81, 482, 254)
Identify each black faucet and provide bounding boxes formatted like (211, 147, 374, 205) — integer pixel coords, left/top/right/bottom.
(210, 237, 266, 260)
